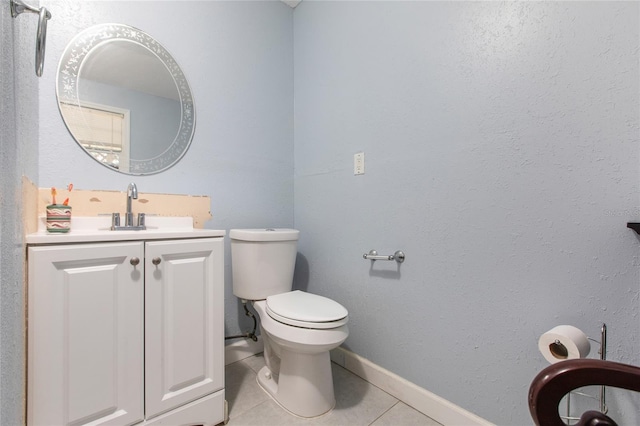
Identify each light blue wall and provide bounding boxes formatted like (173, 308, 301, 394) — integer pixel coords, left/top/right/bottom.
(1, 0, 40, 423)
(13, 1, 639, 424)
(38, 0, 294, 337)
(294, 1, 639, 424)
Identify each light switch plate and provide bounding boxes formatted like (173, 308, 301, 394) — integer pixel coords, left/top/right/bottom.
(354, 152, 365, 175)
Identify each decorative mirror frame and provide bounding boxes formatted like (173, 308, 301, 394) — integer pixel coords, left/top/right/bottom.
(57, 23, 196, 175)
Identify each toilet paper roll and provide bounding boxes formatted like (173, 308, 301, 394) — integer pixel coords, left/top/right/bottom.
(538, 325, 591, 364)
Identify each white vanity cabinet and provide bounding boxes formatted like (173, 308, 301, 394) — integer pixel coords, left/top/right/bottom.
(27, 235, 225, 426)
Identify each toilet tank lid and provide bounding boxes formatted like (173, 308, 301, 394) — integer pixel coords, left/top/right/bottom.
(230, 228, 299, 242)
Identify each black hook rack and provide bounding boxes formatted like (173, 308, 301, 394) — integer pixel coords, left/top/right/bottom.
(626, 222, 640, 235)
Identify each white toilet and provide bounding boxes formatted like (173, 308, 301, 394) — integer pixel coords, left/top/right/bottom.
(230, 228, 349, 418)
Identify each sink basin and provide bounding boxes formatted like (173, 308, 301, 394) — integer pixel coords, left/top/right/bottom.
(27, 216, 225, 244)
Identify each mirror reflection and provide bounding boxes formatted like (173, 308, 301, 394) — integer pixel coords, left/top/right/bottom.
(57, 24, 195, 175)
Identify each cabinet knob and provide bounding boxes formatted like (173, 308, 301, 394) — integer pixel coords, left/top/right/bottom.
(152, 257, 162, 266)
(130, 257, 140, 266)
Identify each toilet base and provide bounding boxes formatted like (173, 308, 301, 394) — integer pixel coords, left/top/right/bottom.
(257, 349, 336, 418)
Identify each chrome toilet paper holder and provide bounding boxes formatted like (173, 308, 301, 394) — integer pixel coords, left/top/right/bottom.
(563, 323, 608, 423)
(363, 249, 405, 263)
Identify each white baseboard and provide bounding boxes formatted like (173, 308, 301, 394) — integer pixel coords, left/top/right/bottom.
(225, 338, 264, 366)
(331, 347, 494, 426)
(225, 339, 492, 425)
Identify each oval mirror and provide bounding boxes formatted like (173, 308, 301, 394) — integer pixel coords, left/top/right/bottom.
(56, 23, 195, 175)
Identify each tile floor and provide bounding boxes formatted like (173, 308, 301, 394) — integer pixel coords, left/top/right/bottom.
(225, 353, 442, 426)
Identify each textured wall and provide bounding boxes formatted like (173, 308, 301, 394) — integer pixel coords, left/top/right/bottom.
(22, 1, 640, 423)
(1, 0, 40, 423)
(38, 0, 294, 337)
(293, 2, 639, 423)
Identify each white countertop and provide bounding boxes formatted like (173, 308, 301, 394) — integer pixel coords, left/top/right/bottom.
(26, 216, 225, 244)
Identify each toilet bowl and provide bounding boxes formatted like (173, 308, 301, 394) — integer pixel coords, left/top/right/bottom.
(253, 293, 348, 417)
(230, 229, 349, 418)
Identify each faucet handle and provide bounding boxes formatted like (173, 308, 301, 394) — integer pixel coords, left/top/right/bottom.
(137, 213, 146, 227)
(111, 212, 120, 229)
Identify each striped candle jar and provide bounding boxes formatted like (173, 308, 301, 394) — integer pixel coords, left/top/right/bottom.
(46, 204, 72, 233)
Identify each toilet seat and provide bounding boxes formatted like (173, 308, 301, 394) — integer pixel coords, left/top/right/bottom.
(266, 290, 348, 329)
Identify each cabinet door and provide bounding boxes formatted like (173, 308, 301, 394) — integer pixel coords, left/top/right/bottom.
(28, 242, 144, 426)
(144, 238, 224, 419)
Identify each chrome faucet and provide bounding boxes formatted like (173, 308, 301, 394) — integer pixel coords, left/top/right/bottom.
(125, 182, 138, 226)
(111, 183, 146, 230)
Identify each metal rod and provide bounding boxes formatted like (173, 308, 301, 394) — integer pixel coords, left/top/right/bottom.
(558, 323, 609, 421)
(363, 250, 393, 261)
(224, 301, 257, 342)
(35, 6, 49, 76)
(10, 0, 51, 77)
(600, 323, 607, 414)
(363, 250, 405, 263)
(10, 0, 39, 16)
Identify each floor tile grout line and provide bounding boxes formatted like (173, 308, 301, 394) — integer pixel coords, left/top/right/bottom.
(228, 398, 273, 423)
(368, 400, 401, 426)
(225, 360, 268, 422)
(227, 354, 441, 425)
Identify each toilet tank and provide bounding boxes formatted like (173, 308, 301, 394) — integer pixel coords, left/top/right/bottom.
(230, 229, 299, 300)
